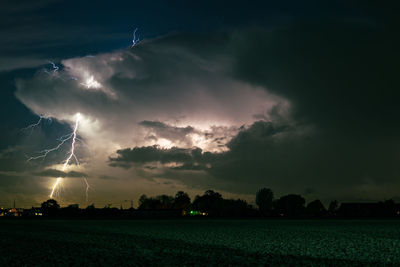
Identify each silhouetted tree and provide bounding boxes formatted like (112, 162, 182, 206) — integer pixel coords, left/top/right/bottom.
(85, 203, 96, 216)
(378, 199, 397, 217)
(138, 195, 148, 208)
(274, 194, 305, 217)
(256, 188, 274, 215)
(173, 191, 191, 209)
(138, 195, 163, 209)
(328, 200, 339, 216)
(205, 190, 222, 199)
(41, 199, 60, 216)
(156, 194, 174, 209)
(192, 190, 223, 216)
(306, 199, 327, 217)
(220, 199, 254, 217)
(62, 204, 80, 217)
(86, 203, 95, 209)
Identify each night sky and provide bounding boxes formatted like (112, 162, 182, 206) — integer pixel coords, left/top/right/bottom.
(0, 0, 399, 208)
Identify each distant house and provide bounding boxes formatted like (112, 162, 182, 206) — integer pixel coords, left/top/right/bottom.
(185, 210, 208, 216)
(23, 207, 43, 217)
(6, 208, 22, 217)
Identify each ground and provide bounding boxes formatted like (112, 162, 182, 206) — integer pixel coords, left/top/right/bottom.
(0, 219, 399, 266)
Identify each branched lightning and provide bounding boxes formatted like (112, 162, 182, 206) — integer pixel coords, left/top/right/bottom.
(132, 28, 140, 47)
(21, 115, 43, 135)
(27, 132, 75, 162)
(25, 56, 106, 202)
(22, 115, 43, 130)
(49, 114, 80, 198)
(21, 115, 52, 136)
(24, 59, 101, 201)
(25, 114, 86, 198)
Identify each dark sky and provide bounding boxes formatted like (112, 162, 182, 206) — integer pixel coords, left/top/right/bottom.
(0, 0, 399, 207)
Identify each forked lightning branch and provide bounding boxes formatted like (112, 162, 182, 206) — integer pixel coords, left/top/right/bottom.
(25, 113, 87, 199)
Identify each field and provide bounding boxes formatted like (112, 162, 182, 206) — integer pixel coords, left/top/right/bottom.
(0, 219, 399, 266)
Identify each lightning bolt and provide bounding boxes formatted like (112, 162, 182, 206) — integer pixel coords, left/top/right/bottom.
(25, 114, 86, 198)
(27, 133, 74, 162)
(49, 114, 80, 198)
(132, 28, 140, 47)
(43, 61, 77, 81)
(21, 115, 43, 130)
(24, 62, 95, 201)
(21, 115, 44, 135)
(21, 115, 54, 138)
(47, 61, 59, 73)
(83, 177, 90, 204)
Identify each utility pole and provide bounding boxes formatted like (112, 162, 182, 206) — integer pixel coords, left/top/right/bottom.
(131, 200, 133, 209)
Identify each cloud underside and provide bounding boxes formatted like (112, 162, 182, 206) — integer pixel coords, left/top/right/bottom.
(13, 18, 400, 199)
(33, 169, 87, 178)
(110, 119, 400, 196)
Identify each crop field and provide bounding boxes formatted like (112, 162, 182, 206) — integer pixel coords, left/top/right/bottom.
(0, 219, 399, 266)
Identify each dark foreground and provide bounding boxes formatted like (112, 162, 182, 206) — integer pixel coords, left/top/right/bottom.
(0, 219, 399, 266)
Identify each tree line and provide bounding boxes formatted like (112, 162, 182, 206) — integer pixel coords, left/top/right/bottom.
(7, 187, 399, 218)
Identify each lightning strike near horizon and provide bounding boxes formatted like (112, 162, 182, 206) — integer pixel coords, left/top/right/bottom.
(132, 28, 140, 47)
(83, 177, 90, 203)
(25, 113, 86, 198)
(50, 113, 80, 198)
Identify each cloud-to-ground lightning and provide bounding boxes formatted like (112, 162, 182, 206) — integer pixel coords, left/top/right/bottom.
(50, 113, 80, 198)
(25, 113, 88, 199)
(132, 28, 140, 47)
(83, 177, 90, 204)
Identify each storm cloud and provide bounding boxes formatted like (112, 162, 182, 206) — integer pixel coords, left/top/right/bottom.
(15, 31, 285, 153)
(11, 9, 400, 203)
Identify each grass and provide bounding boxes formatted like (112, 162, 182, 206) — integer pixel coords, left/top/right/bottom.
(0, 219, 399, 266)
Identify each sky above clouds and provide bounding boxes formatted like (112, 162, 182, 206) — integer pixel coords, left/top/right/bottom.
(0, 0, 399, 208)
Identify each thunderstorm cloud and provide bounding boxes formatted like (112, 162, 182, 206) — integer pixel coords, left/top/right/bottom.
(11, 14, 400, 203)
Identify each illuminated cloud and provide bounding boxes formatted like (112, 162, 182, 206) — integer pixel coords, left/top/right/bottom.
(11, 30, 289, 203)
(13, 18, 399, 203)
(15, 31, 289, 155)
